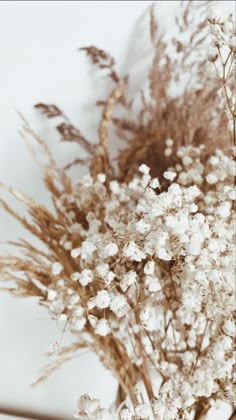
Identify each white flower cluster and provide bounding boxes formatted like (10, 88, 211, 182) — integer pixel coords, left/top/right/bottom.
(73, 395, 112, 420)
(207, 7, 236, 58)
(46, 143, 235, 418)
(207, 6, 236, 133)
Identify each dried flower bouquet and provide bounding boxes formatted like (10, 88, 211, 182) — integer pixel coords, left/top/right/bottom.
(0, 2, 235, 420)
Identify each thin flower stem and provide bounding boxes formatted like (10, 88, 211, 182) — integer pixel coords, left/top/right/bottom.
(193, 319, 209, 371)
(225, 55, 234, 80)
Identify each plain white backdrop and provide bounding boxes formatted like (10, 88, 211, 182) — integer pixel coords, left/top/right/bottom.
(0, 1, 234, 419)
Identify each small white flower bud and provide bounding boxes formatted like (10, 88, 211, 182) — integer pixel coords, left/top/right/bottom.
(47, 289, 57, 301)
(220, 20, 232, 35)
(48, 341, 59, 353)
(52, 262, 63, 276)
(208, 46, 219, 62)
(57, 313, 68, 323)
(95, 319, 110, 336)
(223, 320, 235, 337)
(68, 293, 80, 307)
(165, 138, 174, 147)
(149, 177, 160, 189)
(139, 163, 150, 175)
(95, 290, 111, 309)
(230, 36, 236, 52)
(78, 269, 93, 287)
(97, 173, 106, 183)
(88, 314, 98, 327)
(206, 173, 218, 184)
(120, 408, 132, 420)
(135, 403, 152, 419)
(144, 260, 155, 275)
(163, 170, 177, 181)
(82, 174, 93, 187)
(207, 6, 221, 24)
(135, 219, 151, 234)
(71, 248, 81, 258)
(164, 147, 172, 157)
(71, 272, 80, 282)
(103, 242, 118, 257)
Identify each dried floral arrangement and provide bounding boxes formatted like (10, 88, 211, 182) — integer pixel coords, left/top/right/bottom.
(0, 2, 235, 420)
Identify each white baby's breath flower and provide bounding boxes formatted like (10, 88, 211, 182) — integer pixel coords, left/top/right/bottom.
(95, 290, 111, 309)
(95, 319, 110, 336)
(96, 263, 109, 278)
(139, 163, 150, 174)
(71, 248, 81, 258)
(71, 317, 86, 331)
(188, 241, 202, 256)
(208, 46, 219, 62)
(123, 241, 146, 262)
(47, 288, 57, 301)
(97, 173, 106, 183)
(164, 147, 172, 157)
(82, 174, 93, 187)
(71, 272, 80, 282)
(48, 341, 59, 353)
(96, 408, 112, 420)
(103, 242, 119, 257)
(165, 138, 174, 147)
(135, 219, 151, 234)
(120, 408, 133, 420)
(88, 314, 98, 327)
(57, 313, 68, 323)
(110, 294, 129, 317)
(69, 223, 82, 234)
(227, 188, 236, 201)
(120, 270, 137, 291)
(110, 180, 120, 194)
(76, 394, 99, 416)
(230, 35, 236, 52)
(140, 306, 159, 331)
(209, 155, 219, 166)
(73, 306, 84, 317)
(52, 262, 63, 276)
(163, 170, 177, 181)
(56, 279, 64, 288)
(149, 177, 160, 189)
(207, 6, 221, 23)
(87, 297, 96, 310)
(144, 260, 155, 275)
(135, 403, 152, 419)
(182, 156, 193, 166)
(223, 320, 235, 337)
(206, 173, 218, 184)
(156, 247, 172, 261)
(220, 20, 233, 35)
(78, 269, 93, 286)
(63, 241, 72, 250)
(105, 271, 116, 285)
(81, 240, 97, 259)
(67, 293, 80, 307)
(216, 202, 231, 218)
(146, 276, 161, 292)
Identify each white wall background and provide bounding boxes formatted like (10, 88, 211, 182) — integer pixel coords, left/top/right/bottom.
(0, 1, 234, 419)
